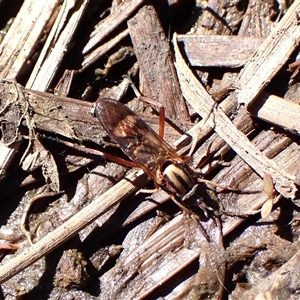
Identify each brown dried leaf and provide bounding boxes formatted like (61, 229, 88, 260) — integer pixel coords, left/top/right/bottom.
(261, 198, 273, 219)
(263, 173, 275, 198)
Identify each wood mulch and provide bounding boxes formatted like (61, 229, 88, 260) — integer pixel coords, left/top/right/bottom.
(0, 0, 299, 299)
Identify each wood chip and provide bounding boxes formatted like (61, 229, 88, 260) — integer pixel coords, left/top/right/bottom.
(26, 0, 89, 91)
(82, 0, 145, 54)
(177, 35, 264, 67)
(128, 5, 189, 121)
(237, 0, 300, 106)
(173, 32, 297, 199)
(0, 1, 61, 78)
(249, 92, 300, 136)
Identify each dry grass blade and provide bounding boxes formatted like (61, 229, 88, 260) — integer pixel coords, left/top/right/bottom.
(173, 33, 297, 199)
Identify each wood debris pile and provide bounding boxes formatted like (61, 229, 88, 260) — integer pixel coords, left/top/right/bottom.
(0, 0, 299, 299)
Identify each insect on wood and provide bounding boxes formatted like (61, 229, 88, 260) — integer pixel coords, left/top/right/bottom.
(95, 98, 198, 200)
(95, 98, 223, 240)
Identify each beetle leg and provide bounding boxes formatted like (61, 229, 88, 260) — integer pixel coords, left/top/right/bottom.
(198, 178, 259, 193)
(181, 184, 199, 202)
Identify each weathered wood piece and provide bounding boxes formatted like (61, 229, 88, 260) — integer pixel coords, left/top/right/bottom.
(177, 35, 264, 67)
(0, 0, 61, 79)
(241, 249, 300, 300)
(128, 5, 189, 121)
(82, 0, 145, 54)
(249, 92, 300, 136)
(0, 170, 148, 284)
(238, 0, 300, 106)
(26, 0, 89, 91)
(81, 28, 129, 71)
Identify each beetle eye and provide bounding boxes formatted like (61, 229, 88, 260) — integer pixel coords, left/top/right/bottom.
(162, 163, 194, 197)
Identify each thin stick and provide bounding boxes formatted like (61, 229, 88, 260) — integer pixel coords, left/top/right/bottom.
(0, 171, 148, 284)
